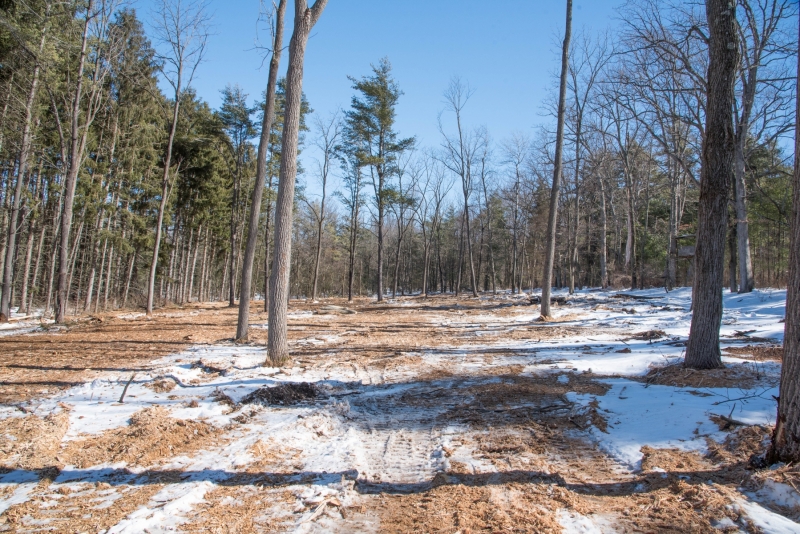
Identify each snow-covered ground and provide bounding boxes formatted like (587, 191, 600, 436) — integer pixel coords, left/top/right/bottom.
(0, 287, 795, 532)
(0, 307, 51, 337)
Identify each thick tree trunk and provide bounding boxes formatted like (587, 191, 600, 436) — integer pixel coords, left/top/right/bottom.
(684, 0, 739, 370)
(267, 0, 328, 365)
(541, 0, 572, 318)
(768, 13, 800, 463)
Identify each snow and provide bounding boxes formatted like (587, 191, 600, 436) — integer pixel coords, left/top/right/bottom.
(0, 308, 50, 337)
(0, 287, 793, 529)
(752, 479, 800, 510)
(107, 481, 214, 533)
(736, 498, 800, 533)
(558, 510, 616, 533)
(0, 470, 41, 515)
(569, 379, 777, 468)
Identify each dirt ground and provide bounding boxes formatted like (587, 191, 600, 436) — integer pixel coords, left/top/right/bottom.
(0, 292, 793, 532)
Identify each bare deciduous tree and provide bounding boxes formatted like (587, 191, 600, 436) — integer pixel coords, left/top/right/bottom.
(439, 77, 481, 298)
(768, 8, 800, 464)
(540, 0, 572, 318)
(146, 0, 209, 317)
(306, 111, 342, 301)
(684, 0, 740, 370)
(267, 0, 329, 366)
(236, 0, 286, 342)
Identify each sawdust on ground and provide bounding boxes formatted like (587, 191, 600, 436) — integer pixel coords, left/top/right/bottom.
(60, 405, 225, 468)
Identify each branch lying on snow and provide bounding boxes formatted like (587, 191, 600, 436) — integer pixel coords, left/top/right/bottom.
(148, 373, 197, 388)
(298, 497, 342, 524)
(612, 293, 659, 300)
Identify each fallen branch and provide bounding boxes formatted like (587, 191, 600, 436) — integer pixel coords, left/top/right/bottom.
(118, 373, 136, 403)
(148, 373, 197, 389)
(612, 294, 659, 300)
(299, 497, 341, 524)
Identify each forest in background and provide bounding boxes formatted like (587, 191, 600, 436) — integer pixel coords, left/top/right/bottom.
(0, 0, 797, 321)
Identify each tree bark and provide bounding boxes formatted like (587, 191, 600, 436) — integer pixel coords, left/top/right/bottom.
(236, 0, 286, 340)
(56, 3, 93, 323)
(147, 93, 181, 316)
(541, 0, 572, 318)
(267, 0, 328, 365)
(684, 0, 739, 370)
(768, 11, 800, 463)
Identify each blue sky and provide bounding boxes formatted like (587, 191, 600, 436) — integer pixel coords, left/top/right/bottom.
(134, 0, 623, 182)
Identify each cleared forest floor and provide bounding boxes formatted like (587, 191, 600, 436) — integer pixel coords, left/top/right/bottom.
(0, 288, 797, 532)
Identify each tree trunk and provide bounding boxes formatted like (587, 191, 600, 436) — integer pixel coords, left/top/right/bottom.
(94, 236, 108, 313)
(55, 3, 92, 323)
(267, 0, 328, 365)
(312, 179, 327, 301)
(377, 190, 385, 302)
(147, 84, 182, 315)
(769, 12, 800, 462)
(347, 213, 358, 302)
(123, 250, 135, 308)
(188, 226, 200, 302)
(1, 23, 47, 321)
(684, 0, 739, 370)
(263, 188, 272, 312)
(734, 141, 754, 292)
(600, 176, 609, 289)
(29, 207, 47, 312)
(465, 205, 478, 297)
(541, 0, 572, 318)
(729, 203, 738, 292)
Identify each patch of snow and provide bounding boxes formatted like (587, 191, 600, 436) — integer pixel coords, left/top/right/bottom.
(107, 481, 214, 533)
(736, 498, 800, 533)
(752, 480, 800, 511)
(558, 509, 617, 533)
(0, 470, 40, 514)
(569, 379, 777, 469)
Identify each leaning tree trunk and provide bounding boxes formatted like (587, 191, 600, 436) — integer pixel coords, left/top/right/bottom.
(540, 0, 572, 318)
(267, 0, 328, 366)
(684, 0, 739, 370)
(768, 12, 800, 464)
